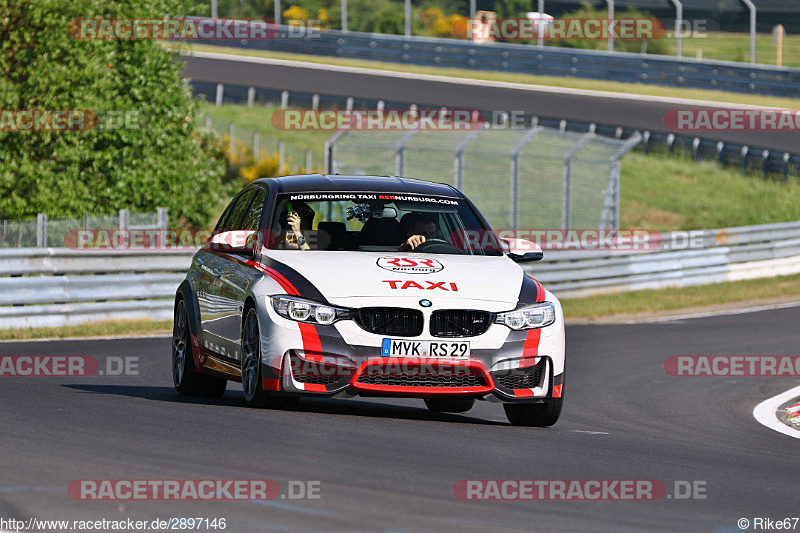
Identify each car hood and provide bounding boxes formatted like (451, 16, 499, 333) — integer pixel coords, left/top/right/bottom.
(262, 250, 524, 306)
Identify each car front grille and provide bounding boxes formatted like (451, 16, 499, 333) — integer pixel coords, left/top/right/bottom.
(290, 356, 352, 385)
(356, 364, 486, 388)
(430, 310, 492, 337)
(492, 359, 546, 390)
(294, 374, 343, 385)
(355, 307, 423, 337)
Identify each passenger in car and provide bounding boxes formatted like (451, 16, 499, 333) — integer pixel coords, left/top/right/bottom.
(280, 201, 314, 250)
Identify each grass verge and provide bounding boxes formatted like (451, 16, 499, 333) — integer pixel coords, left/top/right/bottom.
(620, 153, 800, 231)
(560, 273, 800, 319)
(0, 320, 173, 341)
(180, 43, 800, 109)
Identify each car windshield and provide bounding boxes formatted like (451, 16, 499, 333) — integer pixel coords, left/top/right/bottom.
(267, 192, 501, 255)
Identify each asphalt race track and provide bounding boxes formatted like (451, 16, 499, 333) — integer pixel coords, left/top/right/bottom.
(182, 52, 800, 154)
(1, 306, 799, 532)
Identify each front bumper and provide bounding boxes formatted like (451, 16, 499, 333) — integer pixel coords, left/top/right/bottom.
(258, 295, 566, 403)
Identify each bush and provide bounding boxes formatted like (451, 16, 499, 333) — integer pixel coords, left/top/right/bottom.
(0, 0, 227, 228)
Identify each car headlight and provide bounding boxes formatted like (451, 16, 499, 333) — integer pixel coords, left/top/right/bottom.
(271, 296, 350, 325)
(495, 302, 556, 330)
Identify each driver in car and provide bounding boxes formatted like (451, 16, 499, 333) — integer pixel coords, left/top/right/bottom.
(399, 213, 438, 251)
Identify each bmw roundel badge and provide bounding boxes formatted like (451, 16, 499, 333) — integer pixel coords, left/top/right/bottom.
(419, 299, 432, 308)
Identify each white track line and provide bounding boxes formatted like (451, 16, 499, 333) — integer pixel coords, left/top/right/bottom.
(186, 50, 781, 110)
(622, 300, 800, 324)
(0, 333, 170, 343)
(753, 385, 800, 440)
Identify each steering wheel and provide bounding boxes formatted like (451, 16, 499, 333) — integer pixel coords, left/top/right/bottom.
(412, 238, 458, 254)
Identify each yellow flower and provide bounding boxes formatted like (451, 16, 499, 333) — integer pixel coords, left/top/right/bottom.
(283, 5, 310, 22)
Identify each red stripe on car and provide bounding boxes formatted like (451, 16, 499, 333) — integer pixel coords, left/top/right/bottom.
(298, 322, 324, 363)
(262, 377, 280, 391)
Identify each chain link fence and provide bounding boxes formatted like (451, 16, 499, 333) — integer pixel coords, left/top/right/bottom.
(0, 209, 167, 249)
(204, 113, 322, 174)
(326, 124, 640, 230)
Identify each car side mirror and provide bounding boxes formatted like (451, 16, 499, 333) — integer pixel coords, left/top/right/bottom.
(206, 230, 258, 259)
(501, 238, 543, 262)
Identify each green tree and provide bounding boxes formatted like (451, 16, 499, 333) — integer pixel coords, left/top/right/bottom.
(0, 0, 227, 228)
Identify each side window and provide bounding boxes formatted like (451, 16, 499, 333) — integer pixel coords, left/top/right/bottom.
(241, 189, 266, 231)
(221, 190, 256, 231)
(214, 198, 237, 233)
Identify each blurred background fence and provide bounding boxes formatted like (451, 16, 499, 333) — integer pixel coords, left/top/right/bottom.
(326, 124, 641, 230)
(204, 113, 324, 174)
(0, 209, 167, 249)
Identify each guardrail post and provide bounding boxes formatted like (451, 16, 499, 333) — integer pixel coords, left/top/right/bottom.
(324, 129, 349, 174)
(783, 153, 791, 183)
(247, 87, 256, 107)
(341, 0, 348, 32)
(228, 122, 235, 153)
(562, 133, 595, 230)
(253, 132, 260, 160)
(278, 140, 285, 172)
(395, 130, 419, 177)
(454, 127, 482, 189)
(601, 132, 642, 229)
(211, 0, 217, 19)
(312, 94, 320, 111)
(606, 0, 614, 52)
(36, 213, 47, 248)
(510, 127, 544, 228)
(274, 0, 281, 26)
(404, 0, 411, 37)
(669, 0, 683, 57)
(346, 97, 354, 112)
(215, 83, 224, 107)
(537, 0, 545, 48)
(741, 0, 756, 64)
(157, 207, 168, 231)
(119, 209, 129, 232)
(281, 90, 289, 109)
(306, 149, 313, 172)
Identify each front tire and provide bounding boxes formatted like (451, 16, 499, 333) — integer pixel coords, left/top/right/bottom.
(424, 397, 475, 413)
(504, 399, 562, 426)
(172, 298, 226, 397)
(240, 308, 298, 410)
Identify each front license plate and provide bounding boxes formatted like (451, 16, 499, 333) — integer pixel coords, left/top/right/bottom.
(382, 339, 470, 359)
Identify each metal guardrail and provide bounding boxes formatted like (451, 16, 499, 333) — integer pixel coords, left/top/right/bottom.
(192, 26, 800, 97)
(2, 220, 800, 329)
(530, 221, 800, 297)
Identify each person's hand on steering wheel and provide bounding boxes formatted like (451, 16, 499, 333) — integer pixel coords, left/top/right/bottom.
(405, 234, 426, 250)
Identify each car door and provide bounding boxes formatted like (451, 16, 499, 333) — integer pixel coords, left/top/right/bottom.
(197, 189, 256, 358)
(213, 187, 267, 361)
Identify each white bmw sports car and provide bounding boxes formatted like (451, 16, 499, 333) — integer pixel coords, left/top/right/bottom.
(172, 174, 565, 426)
